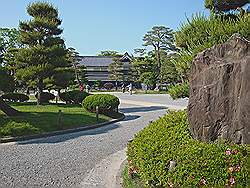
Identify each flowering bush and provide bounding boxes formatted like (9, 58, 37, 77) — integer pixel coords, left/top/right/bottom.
(127, 111, 248, 187)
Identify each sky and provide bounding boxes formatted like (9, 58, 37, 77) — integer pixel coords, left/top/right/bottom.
(0, 0, 209, 55)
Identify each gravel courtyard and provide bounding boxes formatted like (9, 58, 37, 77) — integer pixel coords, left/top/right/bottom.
(0, 93, 188, 187)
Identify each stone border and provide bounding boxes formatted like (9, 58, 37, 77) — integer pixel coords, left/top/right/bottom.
(0, 113, 125, 144)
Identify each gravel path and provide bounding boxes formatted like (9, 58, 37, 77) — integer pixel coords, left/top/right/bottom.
(0, 93, 188, 187)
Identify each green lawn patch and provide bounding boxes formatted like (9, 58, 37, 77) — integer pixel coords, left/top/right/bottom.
(0, 102, 111, 137)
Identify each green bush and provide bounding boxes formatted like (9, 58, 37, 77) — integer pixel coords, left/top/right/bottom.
(0, 122, 40, 137)
(59, 90, 89, 104)
(35, 92, 55, 103)
(83, 94, 120, 113)
(127, 111, 248, 187)
(167, 82, 189, 99)
(1, 93, 29, 102)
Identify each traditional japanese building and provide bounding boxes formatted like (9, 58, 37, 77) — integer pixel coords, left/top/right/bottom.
(77, 52, 132, 82)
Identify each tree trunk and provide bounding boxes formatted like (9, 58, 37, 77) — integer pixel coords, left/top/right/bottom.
(0, 97, 20, 116)
(37, 77, 43, 105)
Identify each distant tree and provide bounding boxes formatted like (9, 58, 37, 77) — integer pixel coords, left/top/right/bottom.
(0, 28, 21, 66)
(205, 0, 249, 13)
(15, 2, 67, 105)
(131, 57, 157, 83)
(134, 48, 147, 57)
(0, 67, 20, 116)
(139, 72, 157, 89)
(108, 58, 123, 90)
(98, 50, 121, 57)
(67, 47, 88, 87)
(143, 26, 176, 80)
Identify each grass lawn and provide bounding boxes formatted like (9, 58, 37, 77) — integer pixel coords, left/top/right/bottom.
(0, 102, 111, 137)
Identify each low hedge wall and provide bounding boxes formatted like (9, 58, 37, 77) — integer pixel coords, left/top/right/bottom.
(59, 90, 89, 104)
(127, 111, 248, 187)
(1, 93, 29, 102)
(83, 94, 120, 113)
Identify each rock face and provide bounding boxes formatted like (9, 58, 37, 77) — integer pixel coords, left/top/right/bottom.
(188, 34, 250, 144)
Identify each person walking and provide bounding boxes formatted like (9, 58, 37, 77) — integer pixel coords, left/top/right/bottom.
(128, 83, 133, 95)
(122, 83, 125, 93)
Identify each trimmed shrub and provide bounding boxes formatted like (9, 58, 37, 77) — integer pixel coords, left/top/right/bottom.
(127, 111, 248, 187)
(35, 92, 55, 103)
(103, 82, 114, 90)
(83, 94, 120, 113)
(59, 90, 89, 104)
(0, 122, 40, 137)
(168, 82, 189, 99)
(1, 93, 29, 102)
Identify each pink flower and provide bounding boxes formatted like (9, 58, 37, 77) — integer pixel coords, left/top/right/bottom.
(233, 149, 239, 154)
(229, 176, 236, 185)
(226, 148, 231, 155)
(235, 164, 241, 172)
(200, 177, 206, 185)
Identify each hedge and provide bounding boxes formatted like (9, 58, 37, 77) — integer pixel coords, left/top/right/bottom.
(83, 94, 120, 113)
(59, 90, 89, 104)
(127, 111, 248, 187)
(1, 93, 29, 102)
(167, 82, 189, 99)
(35, 92, 55, 103)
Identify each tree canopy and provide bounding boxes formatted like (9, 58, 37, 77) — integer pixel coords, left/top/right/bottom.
(15, 2, 69, 104)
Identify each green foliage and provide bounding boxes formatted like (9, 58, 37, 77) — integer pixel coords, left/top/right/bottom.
(0, 103, 110, 137)
(132, 57, 157, 83)
(15, 2, 69, 104)
(59, 90, 89, 104)
(0, 67, 15, 93)
(127, 111, 248, 187)
(0, 28, 21, 66)
(83, 94, 120, 113)
(143, 26, 176, 79)
(0, 122, 40, 137)
(35, 92, 55, 103)
(1, 93, 29, 102)
(98, 50, 121, 57)
(167, 82, 189, 99)
(175, 13, 250, 50)
(139, 72, 157, 89)
(108, 58, 124, 81)
(171, 13, 250, 95)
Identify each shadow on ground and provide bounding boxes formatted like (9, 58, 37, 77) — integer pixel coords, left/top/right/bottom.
(17, 122, 120, 145)
(120, 106, 167, 113)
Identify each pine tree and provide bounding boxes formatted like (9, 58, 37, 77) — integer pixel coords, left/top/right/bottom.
(15, 2, 68, 105)
(108, 58, 124, 90)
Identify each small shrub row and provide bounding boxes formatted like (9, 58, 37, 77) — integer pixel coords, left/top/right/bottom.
(1, 93, 29, 102)
(103, 82, 114, 90)
(0, 122, 40, 137)
(127, 111, 248, 187)
(59, 90, 89, 104)
(167, 82, 189, 99)
(83, 94, 120, 113)
(35, 92, 55, 103)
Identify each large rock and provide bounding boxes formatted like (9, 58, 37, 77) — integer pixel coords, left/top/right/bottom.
(188, 34, 250, 144)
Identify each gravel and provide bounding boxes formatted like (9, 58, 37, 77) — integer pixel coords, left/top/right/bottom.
(0, 94, 187, 187)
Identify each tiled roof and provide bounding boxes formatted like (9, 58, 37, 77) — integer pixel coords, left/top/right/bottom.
(78, 56, 114, 67)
